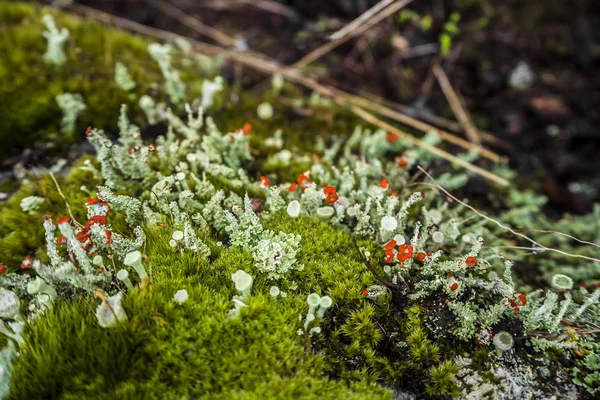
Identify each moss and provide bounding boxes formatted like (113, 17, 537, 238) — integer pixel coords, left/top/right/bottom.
(0, 2, 204, 159)
(0, 157, 102, 267)
(0, 2, 373, 164)
(10, 223, 392, 399)
(403, 305, 440, 368)
(426, 361, 461, 398)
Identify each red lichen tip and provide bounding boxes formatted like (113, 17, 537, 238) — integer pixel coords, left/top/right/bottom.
(297, 173, 311, 189)
(416, 252, 426, 263)
(323, 186, 339, 204)
(396, 244, 414, 262)
(286, 183, 297, 192)
(450, 282, 459, 291)
(387, 132, 399, 143)
(242, 122, 252, 136)
(465, 256, 478, 267)
(0, 264, 6, 274)
(20, 256, 32, 269)
(56, 216, 70, 225)
(383, 240, 397, 251)
(379, 178, 390, 189)
(85, 126, 92, 135)
(84, 215, 108, 230)
(362, 289, 369, 297)
(259, 175, 270, 188)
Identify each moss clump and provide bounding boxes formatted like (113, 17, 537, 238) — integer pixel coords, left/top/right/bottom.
(426, 361, 461, 397)
(0, 157, 102, 267)
(10, 224, 391, 399)
(404, 305, 440, 367)
(0, 2, 205, 159)
(0, 2, 371, 162)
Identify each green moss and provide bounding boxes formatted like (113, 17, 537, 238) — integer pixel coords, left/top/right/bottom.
(0, 1, 204, 159)
(404, 305, 440, 367)
(0, 157, 102, 267)
(426, 361, 461, 397)
(0, 2, 372, 163)
(10, 223, 392, 399)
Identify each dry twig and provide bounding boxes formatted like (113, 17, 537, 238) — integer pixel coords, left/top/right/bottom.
(329, 0, 396, 40)
(155, 0, 237, 47)
(355, 89, 511, 149)
(335, 87, 503, 162)
(48, 171, 80, 226)
(293, 0, 414, 68)
(433, 63, 482, 145)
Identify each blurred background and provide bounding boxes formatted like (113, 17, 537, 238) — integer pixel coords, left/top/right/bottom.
(6, 0, 600, 213)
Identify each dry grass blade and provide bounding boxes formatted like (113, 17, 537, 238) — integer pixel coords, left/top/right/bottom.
(235, 0, 301, 20)
(329, 0, 396, 40)
(355, 89, 511, 149)
(228, 54, 509, 186)
(418, 166, 600, 264)
(433, 63, 482, 145)
(58, 1, 509, 186)
(525, 229, 600, 249)
(293, 0, 414, 69)
(48, 171, 80, 226)
(155, 0, 237, 48)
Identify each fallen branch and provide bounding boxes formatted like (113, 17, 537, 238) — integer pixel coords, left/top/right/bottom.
(355, 89, 512, 149)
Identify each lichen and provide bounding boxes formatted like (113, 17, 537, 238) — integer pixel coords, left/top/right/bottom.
(1, 3, 600, 398)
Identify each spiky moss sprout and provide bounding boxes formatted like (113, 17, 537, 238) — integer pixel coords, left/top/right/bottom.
(425, 361, 461, 397)
(9, 226, 391, 399)
(403, 306, 440, 367)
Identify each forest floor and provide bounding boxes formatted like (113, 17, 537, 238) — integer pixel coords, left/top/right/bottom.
(75, 0, 600, 215)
